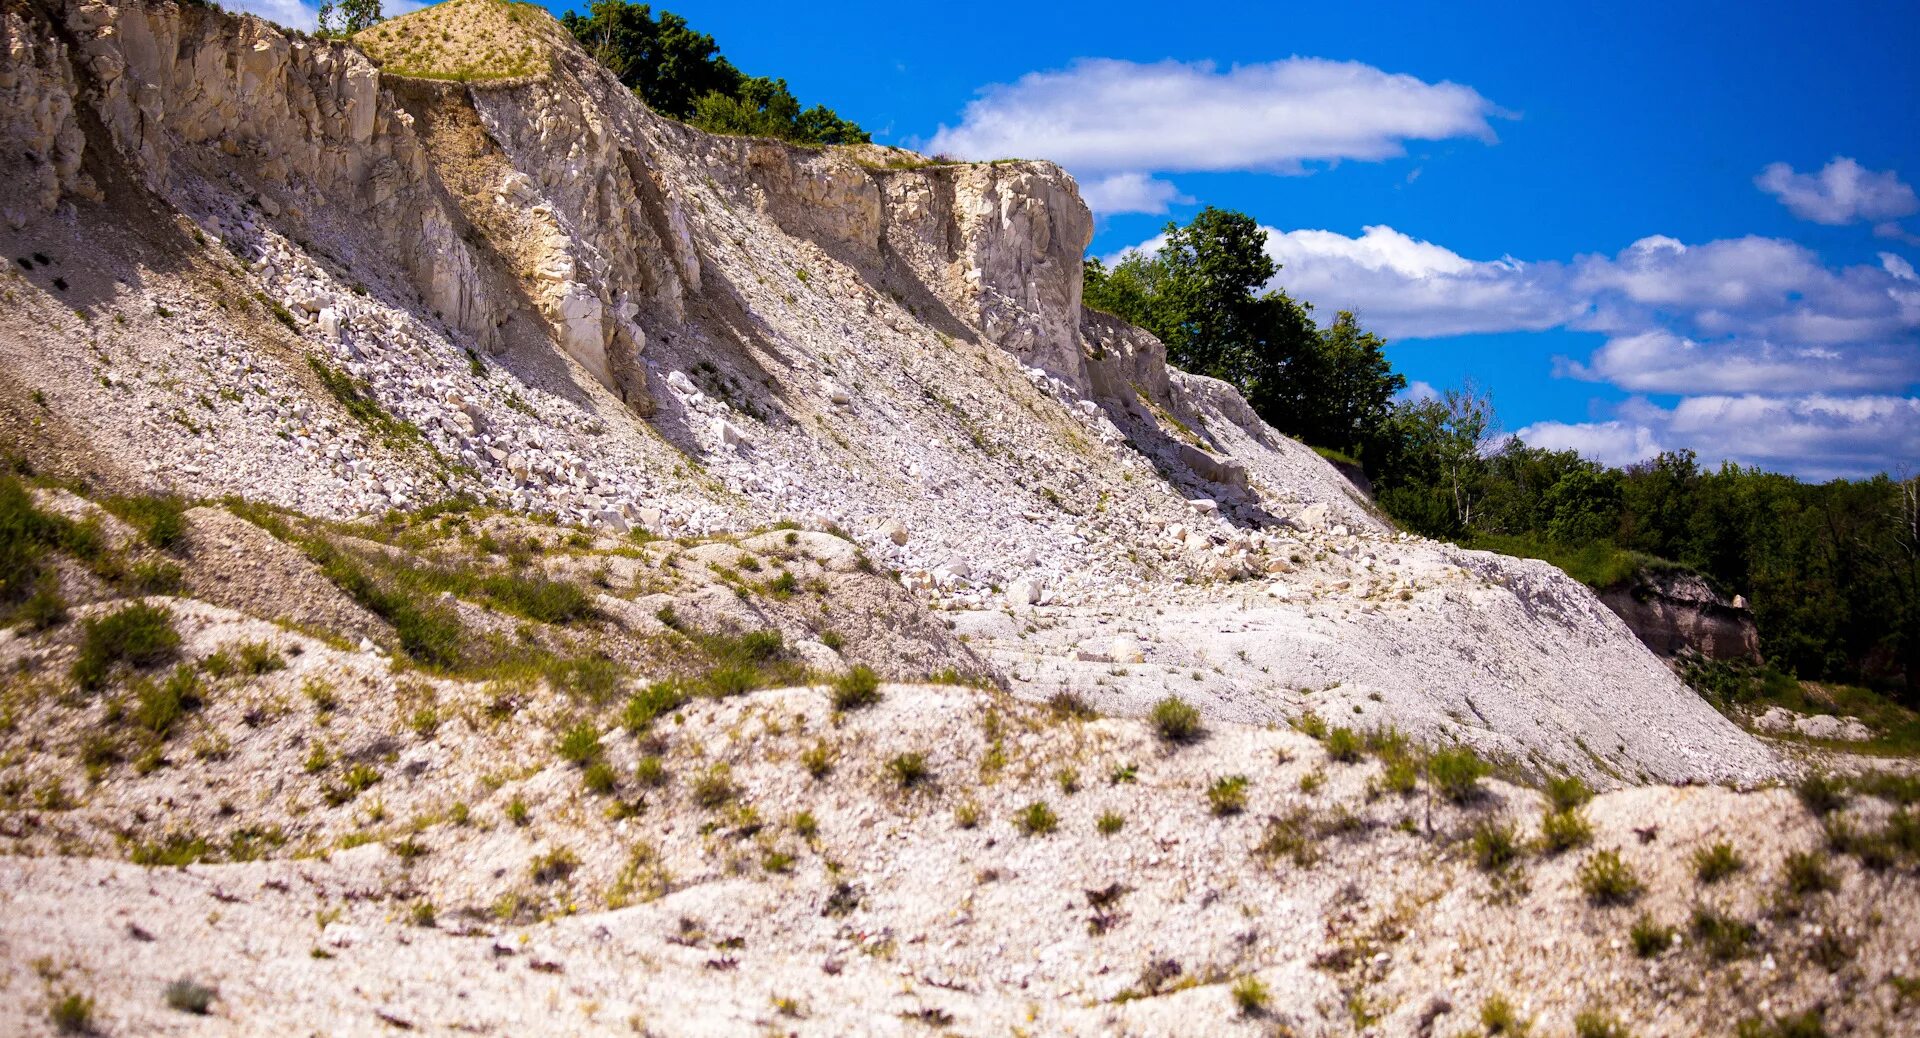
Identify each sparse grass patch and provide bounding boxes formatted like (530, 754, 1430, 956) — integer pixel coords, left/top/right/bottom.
(1472, 818, 1523, 871)
(556, 722, 603, 765)
(1734, 1010, 1826, 1038)
(1781, 850, 1839, 897)
(583, 760, 618, 795)
(1047, 690, 1098, 720)
(1693, 841, 1745, 884)
(1573, 1008, 1631, 1038)
(623, 680, 688, 732)
(1546, 775, 1593, 812)
(1796, 771, 1847, 816)
(49, 990, 95, 1034)
(801, 739, 836, 778)
(1097, 810, 1125, 835)
(953, 801, 981, 829)
(505, 795, 530, 826)
(1230, 975, 1269, 1016)
(887, 751, 931, 789)
(1254, 807, 1322, 867)
(1015, 800, 1058, 836)
(830, 665, 882, 710)
(1428, 745, 1489, 803)
(1628, 914, 1674, 957)
(691, 763, 738, 809)
(1578, 849, 1643, 905)
(164, 977, 217, 1014)
(72, 601, 180, 689)
(1690, 904, 1757, 961)
(1539, 808, 1593, 854)
(1207, 774, 1250, 816)
(1479, 994, 1531, 1035)
(1150, 695, 1203, 744)
(1325, 726, 1361, 762)
(634, 755, 668, 788)
(529, 845, 580, 884)
(102, 493, 188, 552)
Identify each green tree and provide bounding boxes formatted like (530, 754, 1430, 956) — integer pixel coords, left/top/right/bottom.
(561, 1, 867, 145)
(317, 0, 381, 36)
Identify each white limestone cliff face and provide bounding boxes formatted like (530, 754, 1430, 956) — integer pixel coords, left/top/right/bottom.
(0, 0, 1777, 785)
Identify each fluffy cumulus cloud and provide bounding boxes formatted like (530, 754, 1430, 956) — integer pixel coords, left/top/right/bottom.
(225, 0, 428, 34)
(1108, 219, 1920, 475)
(1519, 395, 1920, 481)
(925, 58, 1504, 213)
(1755, 157, 1918, 226)
(1078, 173, 1192, 215)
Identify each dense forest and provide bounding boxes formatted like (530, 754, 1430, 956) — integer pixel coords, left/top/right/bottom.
(1089, 209, 1920, 703)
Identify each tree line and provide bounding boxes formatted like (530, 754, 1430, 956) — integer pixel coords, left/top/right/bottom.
(1088, 207, 1918, 701)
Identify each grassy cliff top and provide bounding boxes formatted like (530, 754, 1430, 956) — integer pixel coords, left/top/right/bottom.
(354, 0, 565, 82)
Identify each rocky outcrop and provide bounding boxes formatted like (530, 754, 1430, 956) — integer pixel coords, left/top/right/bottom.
(1600, 570, 1761, 662)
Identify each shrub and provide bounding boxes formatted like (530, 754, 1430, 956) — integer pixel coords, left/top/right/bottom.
(701, 662, 761, 699)
(1578, 849, 1643, 905)
(1376, 755, 1418, 796)
(1628, 914, 1674, 957)
(135, 666, 205, 739)
(1693, 841, 1745, 884)
(17, 577, 67, 630)
(691, 764, 738, 809)
(556, 723, 603, 766)
(1293, 710, 1327, 739)
(1056, 767, 1081, 794)
(49, 991, 95, 1034)
(505, 795, 530, 826)
(1047, 690, 1098, 720)
(1546, 775, 1594, 812)
(634, 755, 668, 788)
(1690, 905, 1756, 961)
(529, 846, 580, 883)
(1230, 975, 1269, 1016)
(1324, 726, 1361, 762)
(236, 640, 285, 674)
(623, 680, 688, 732)
(953, 801, 981, 829)
(830, 666, 882, 710)
(800, 740, 836, 778)
(1781, 850, 1839, 897)
(1207, 775, 1250, 816)
(1097, 811, 1125, 835)
(1427, 745, 1489, 803)
(1472, 818, 1523, 871)
(1015, 800, 1058, 836)
(548, 655, 626, 705)
(105, 493, 188, 551)
(1540, 808, 1594, 854)
(1796, 772, 1847, 816)
(887, 751, 930, 789)
(583, 760, 617, 795)
(1254, 807, 1321, 867)
(72, 601, 180, 688)
(164, 977, 217, 1014)
(1150, 696, 1203, 744)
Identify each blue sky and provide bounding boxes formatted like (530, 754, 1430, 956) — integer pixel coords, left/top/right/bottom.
(243, 0, 1920, 479)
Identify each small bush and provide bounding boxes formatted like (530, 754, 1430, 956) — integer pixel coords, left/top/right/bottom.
(49, 991, 95, 1034)
(72, 601, 180, 688)
(583, 760, 617, 795)
(1472, 818, 1523, 871)
(135, 666, 205, 739)
(529, 846, 580, 883)
(830, 666, 882, 710)
(1324, 727, 1361, 762)
(1628, 914, 1674, 957)
(1230, 975, 1269, 1016)
(505, 795, 530, 826)
(691, 764, 738, 809)
(1540, 808, 1593, 854)
(236, 640, 285, 674)
(164, 977, 217, 1014)
(1047, 690, 1098, 720)
(1015, 800, 1058, 836)
(1781, 850, 1839, 897)
(547, 655, 626, 705)
(1693, 841, 1745, 884)
(1578, 849, 1643, 905)
(634, 755, 668, 788)
(1796, 771, 1847, 816)
(1427, 745, 1489, 803)
(1376, 755, 1418, 796)
(1690, 905, 1756, 961)
(1097, 811, 1125, 835)
(556, 723, 603, 766)
(887, 751, 930, 789)
(1255, 807, 1322, 867)
(105, 493, 188, 552)
(1207, 775, 1250, 816)
(1150, 696, 1203, 744)
(953, 801, 981, 829)
(701, 662, 761, 699)
(1056, 767, 1080, 794)
(17, 578, 67, 630)
(1546, 775, 1594, 812)
(623, 680, 688, 732)
(1293, 710, 1328, 739)
(800, 739, 836, 778)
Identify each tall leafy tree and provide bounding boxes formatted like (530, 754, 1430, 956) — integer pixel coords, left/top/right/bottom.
(318, 0, 381, 36)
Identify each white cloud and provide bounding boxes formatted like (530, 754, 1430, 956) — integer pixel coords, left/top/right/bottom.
(1520, 395, 1920, 480)
(1079, 173, 1192, 215)
(924, 58, 1503, 175)
(1555, 330, 1919, 395)
(228, 0, 319, 31)
(1755, 157, 1918, 225)
(1397, 380, 1441, 404)
(1256, 224, 1579, 338)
